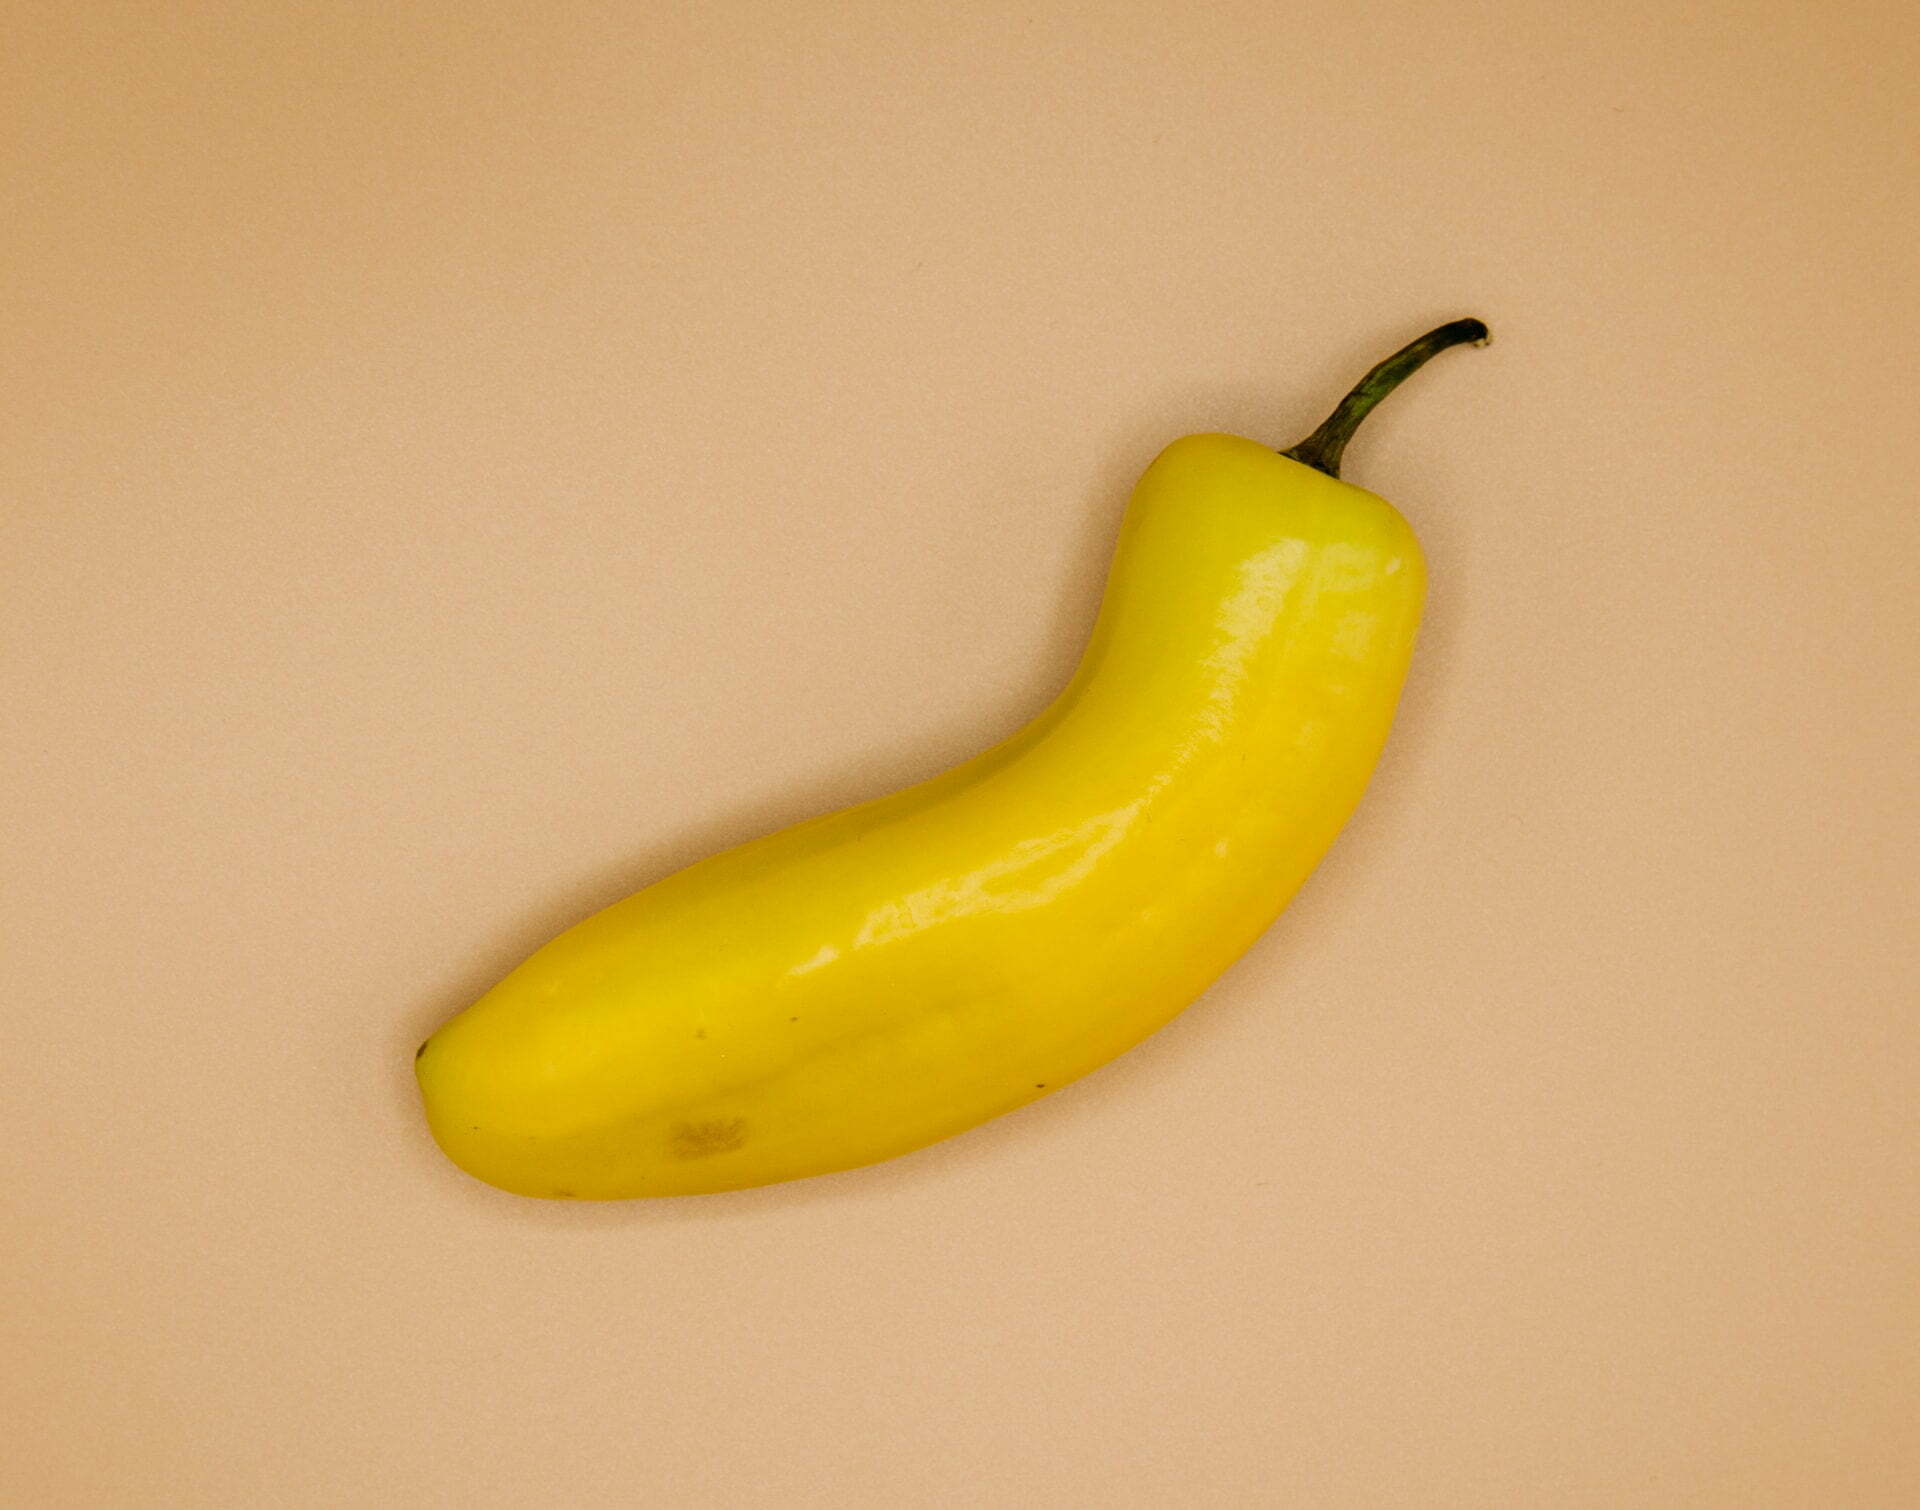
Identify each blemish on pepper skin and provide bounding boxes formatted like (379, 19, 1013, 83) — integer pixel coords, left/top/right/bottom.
(669, 1117, 748, 1159)
(554, 1189, 576, 1199)
(1035, 1083, 1046, 1088)
(694, 1027, 707, 1040)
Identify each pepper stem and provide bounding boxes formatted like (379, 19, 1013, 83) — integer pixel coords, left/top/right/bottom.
(1281, 318, 1490, 479)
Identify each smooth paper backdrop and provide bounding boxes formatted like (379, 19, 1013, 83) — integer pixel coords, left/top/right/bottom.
(5, 2, 1915, 1505)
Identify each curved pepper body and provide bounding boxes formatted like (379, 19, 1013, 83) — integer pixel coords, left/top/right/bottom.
(417, 434, 1424, 1197)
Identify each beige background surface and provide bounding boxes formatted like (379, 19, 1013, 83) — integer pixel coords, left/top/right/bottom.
(5, 2, 1916, 1505)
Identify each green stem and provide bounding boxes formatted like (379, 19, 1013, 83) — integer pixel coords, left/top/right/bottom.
(1281, 317, 1489, 479)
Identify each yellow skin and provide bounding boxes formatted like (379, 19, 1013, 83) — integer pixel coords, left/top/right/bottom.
(417, 323, 1483, 1198)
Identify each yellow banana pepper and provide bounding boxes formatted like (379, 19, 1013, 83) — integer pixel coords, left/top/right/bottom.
(416, 318, 1489, 1198)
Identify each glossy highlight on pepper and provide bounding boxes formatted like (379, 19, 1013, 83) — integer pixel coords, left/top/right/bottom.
(415, 318, 1489, 1198)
